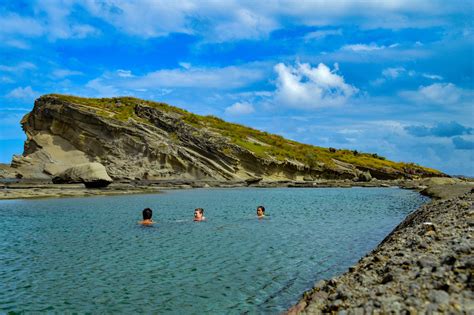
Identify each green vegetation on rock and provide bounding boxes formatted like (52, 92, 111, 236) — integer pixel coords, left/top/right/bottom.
(44, 94, 441, 176)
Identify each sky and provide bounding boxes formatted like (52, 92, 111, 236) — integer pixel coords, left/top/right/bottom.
(0, 0, 473, 176)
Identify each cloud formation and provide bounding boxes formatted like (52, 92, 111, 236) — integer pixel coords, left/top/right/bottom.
(342, 43, 388, 52)
(405, 121, 473, 138)
(85, 65, 266, 96)
(400, 83, 463, 105)
(274, 62, 358, 109)
(225, 102, 255, 115)
(6, 86, 39, 100)
(2, 0, 469, 44)
(452, 137, 474, 150)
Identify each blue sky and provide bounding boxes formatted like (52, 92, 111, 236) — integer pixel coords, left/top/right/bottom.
(0, 0, 473, 175)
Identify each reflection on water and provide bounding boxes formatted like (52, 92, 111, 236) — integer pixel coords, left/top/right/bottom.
(0, 187, 427, 313)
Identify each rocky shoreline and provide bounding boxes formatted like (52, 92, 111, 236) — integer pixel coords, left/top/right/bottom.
(0, 177, 463, 200)
(287, 182, 474, 314)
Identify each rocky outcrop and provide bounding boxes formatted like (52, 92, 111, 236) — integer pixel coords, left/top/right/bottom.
(288, 188, 474, 314)
(52, 163, 112, 188)
(11, 95, 444, 181)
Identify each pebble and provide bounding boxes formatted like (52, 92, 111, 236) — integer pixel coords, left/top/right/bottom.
(429, 290, 450, 304)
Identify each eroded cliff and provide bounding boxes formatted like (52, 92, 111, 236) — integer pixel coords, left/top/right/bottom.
(11, 95, 444, 181)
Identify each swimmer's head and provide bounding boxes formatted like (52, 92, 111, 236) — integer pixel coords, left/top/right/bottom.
(194, 208, 204, 221)
(142, 208, 153, 220)
(257, 206, 265, 217)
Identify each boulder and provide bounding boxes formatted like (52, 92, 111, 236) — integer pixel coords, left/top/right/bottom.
(52, 163, 113, 188)
(358, 171, 372, 182)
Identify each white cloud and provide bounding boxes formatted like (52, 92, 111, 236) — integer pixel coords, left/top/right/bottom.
(342, 43, 388, 52)
(117, 69, 133, 78)
(134, 66, 264, 89)
(85, 79, 120, 97)
(304, 29, 342, 41)
(419, 83, 461, 104)
(98, 65, 265, 90)
(52, 69, 83, 78)
(6, 86, 39, 100)
(1, 1, 469, 43)
(0, 13, 44, 37)
(382, 67, 406, 79)
(179, 62, 191, 69)
(373, 68, 444, 86)
(209, 8, 278, 42)
(422, 73, 443, 80)
(400, 83, 463, 105)
(273, 62, 358, 109)
(4, 39, 31, 49)
(82, 0, 194, 38)
(78, 1, 470, 41)
(225, 102, 255, 115)
(0, 62, 36, 73)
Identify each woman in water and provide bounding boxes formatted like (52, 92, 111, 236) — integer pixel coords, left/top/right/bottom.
(194, 208, 206, 221)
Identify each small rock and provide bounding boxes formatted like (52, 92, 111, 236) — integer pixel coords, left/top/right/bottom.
(429, 290, 450, 304)
(442, 255, 456, 265)
(381, 273, 394, 284)
(417, 258, 436, 268)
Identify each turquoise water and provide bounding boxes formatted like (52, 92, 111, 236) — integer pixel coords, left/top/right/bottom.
(0, 187, 427, 313)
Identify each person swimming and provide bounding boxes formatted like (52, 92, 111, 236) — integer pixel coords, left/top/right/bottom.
(257, 205, 265, 218)
(194, 208, 205, 221)
(139, 208, 154, 225)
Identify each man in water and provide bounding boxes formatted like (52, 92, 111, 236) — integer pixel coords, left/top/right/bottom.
(139, 208, 154, 225)
(194, 208, 205, 221)
(257, 206, 265, 218)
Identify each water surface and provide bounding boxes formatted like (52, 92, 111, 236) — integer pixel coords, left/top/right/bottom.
(0, 187, 428, 313)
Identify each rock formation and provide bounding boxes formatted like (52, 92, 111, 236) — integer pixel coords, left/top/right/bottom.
(52, 162, 113, 188)
(10, 95, 444, 181)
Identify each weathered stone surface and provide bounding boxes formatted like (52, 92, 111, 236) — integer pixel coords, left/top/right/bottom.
(52, 162, 112, 187)
(287, 189, 474, 314)
(11, 95, 445, 181)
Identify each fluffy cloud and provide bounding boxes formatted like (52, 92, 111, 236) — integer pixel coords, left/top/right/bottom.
(400, 83, 463, 105)
(6, 86, 39, 100)
(382, 67, 406, 79)
(225, 102, 255, 115)
(274, 62, 358, 109)
(405, 121, 473, 137)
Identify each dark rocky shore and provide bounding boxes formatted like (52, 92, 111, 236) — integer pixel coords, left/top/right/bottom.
(287, 183, 474, 314)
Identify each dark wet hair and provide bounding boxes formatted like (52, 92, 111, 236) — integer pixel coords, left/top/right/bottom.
(257, 206, 265, 213)
(195, 208, 204, 214)
(142, 208, 153, 220)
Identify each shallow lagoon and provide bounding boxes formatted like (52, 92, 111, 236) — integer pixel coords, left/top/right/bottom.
(0, 187, 428, 313)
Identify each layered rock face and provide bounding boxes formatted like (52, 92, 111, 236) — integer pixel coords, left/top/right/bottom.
(11, 95, 443, 181)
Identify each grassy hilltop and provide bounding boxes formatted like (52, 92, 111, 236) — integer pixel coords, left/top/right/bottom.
(44, 94, 440, 177)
